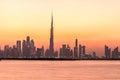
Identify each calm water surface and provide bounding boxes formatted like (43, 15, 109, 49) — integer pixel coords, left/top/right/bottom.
(0, 60, 120, 80)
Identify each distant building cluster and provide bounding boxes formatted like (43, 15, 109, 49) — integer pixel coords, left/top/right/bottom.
(0, 14, 120, 60)
(103, 45, 120, 59)
(0, 36, 97, 59)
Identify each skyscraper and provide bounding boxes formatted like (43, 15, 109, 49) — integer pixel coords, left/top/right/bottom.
(79, 44, 86, 59)
(60, 44, 73, 58)
(105, 45, 111, 59)
(16, 40, 21, 56)
(74, 38, 78, 58)
(22, 40, 26, 57)
(22, 36, 33, 58)
(30, 39, 35, 57)
(49, 12, 54, 57)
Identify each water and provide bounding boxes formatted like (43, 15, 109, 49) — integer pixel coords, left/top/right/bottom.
(0, 60, 120, 80)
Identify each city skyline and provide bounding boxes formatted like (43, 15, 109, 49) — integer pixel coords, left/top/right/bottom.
(0, 13, 120, 59)
(0, 0, 120, 57)
(1, 35, 120, 59)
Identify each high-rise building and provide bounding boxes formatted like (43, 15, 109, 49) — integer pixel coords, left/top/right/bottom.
(83, 46, 86, 54)
(74, 38, 78, 58)
(4, 45, 9, 58)
(36, 46, 44, 58)
(49, 12, 54, 57)
(26, 36, 30, 43)
(16, 40, 21, 56)
(79, 44, 86, 59)
(93, 52, 96, 59)
(112, 47, 120, 59)
(22, 36, 33, 58)
(42, 46, 44, 57)
(79, 45, 82, 57)
(26, 36, 31, 58)
(22, 40, 26, 57)
(30, 39, 35, 57)
(12, 45, 18, 58)
(60, 44, 73, 58)
(105, 45, 111, 59)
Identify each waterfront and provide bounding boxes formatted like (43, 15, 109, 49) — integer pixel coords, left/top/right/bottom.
(0, 61, 120, 80)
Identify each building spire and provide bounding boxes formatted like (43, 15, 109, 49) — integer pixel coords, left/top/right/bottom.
(49, 11, 54, 57)
(51, 11, 53, 28)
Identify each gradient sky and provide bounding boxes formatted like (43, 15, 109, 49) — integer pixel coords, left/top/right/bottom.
(0, 0, 120, 56)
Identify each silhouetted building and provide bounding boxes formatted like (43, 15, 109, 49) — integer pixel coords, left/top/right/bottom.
(30, 39, 36, 58)
(54, 51, 58, 58)
(16, 40, 21, 57)
(79, 44, 86, 59)
(60, 44, 73, 58)
(26, 36, 31, 57)
(22, 36, 35, 58)
(49, 12, 54, 57)
(36, 46, 44, 58)
(74, 38, 78, 58)
(105, 45, 111, 59)
(45, 49, 49, 58)
(79, 45, 81, 56)
(112, 47, 120, 59)
(83, 46, 86, 54)
(22, 40, 26, 58)
(4, 45, 10, 58)
(45, 12, 57, 58)
(12, 45, 18, 58)
(93, 52, 97, 59)
(0, 49, 3, 58)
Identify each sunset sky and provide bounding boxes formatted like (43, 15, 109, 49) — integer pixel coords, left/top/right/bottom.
(0, 0, 120, 56)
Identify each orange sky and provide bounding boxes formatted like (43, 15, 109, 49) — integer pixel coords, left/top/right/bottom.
(0, 0, 120, 56)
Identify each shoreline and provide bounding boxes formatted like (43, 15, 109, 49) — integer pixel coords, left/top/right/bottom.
(1, 58, 120, 61)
